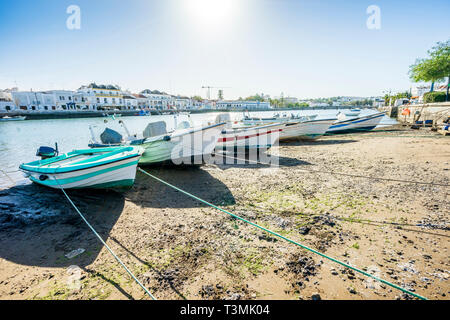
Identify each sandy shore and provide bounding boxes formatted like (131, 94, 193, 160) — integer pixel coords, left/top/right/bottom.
(0, 126, 449, 300)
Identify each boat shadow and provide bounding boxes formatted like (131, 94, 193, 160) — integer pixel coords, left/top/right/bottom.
(0, 183, 125, 268)
(280, 138, 358, 146)
(212, 150, 311, 169)
(130, 165, 236, 208)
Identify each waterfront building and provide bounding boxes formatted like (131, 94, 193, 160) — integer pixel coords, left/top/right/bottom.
(123, 94, 139, 109)
(373, 98, 385, 108)
(411, 84, 447, 99)
(192, 99, 203, 109)
(284, 97, 299, 104)
(44, 90, 78, 111)
(0, 89, 15, 112)
(216, 100, 271, 110)
(131, 94, 150, 109)
(309, 102, 329, 107)
(140, 90, 174, 110)
(11, 91, 58, 111)
(173, 96, 193, 109)
(77, 83, 126, 110)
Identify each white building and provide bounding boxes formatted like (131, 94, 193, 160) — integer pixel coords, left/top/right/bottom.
(131, 94, 150, 109)
(173, 96, 192, 109)
(11, 91, 57, 111)
(123, 94, 139, 109)
(411, 85, 432, 98)
(216, 100, 271, 110)
(45, 90, 78, 111)
(284, 97, 298, 104)
(0, 89, 15, 112)
(309, 102, 329, 107)
(140, 90, 174, 110)
(77, 84, 127, 110)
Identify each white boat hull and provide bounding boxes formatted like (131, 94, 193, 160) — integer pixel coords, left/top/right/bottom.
(138, 124, 224, 164)
(280, 119, 335, 140)
(216, 124, 283, 150)
(0, 116, 26, 121)
(22, 156, 140, 189)
(327, 113, 385, 134)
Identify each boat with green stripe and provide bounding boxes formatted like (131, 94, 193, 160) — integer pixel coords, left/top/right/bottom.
(89, 119, 226, 165)
(19, 146, 144, 189)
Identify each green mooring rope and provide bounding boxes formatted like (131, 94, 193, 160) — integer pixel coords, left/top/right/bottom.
(138, 168, 427, 300)
(54, 178, 157, 300)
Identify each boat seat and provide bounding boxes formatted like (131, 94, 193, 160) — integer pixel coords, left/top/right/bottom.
(100, 128, 123, 144)
(177, 121, 191, 130)
(215, 113, 231, 123)
(143, 121, 167, 138)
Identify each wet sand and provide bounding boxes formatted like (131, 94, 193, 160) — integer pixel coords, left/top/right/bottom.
(0, 126, 449, 300)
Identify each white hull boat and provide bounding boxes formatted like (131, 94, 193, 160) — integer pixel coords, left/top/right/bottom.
(327, 112, 385, 134)
(280, 119, 336, 141)
(20, 146, 143, 189)
(135, 122, 225, 164)
(0, 116, 26, 121)
(342, 109, 361, 117)
(242, 114, 317, 126)
(89, 120, 225, 165)
(216, 123, 284, 150)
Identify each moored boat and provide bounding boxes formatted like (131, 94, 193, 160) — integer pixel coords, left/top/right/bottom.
(19, 146, 144, 189)
(134, 122, 225, 165)
(327, 112, 385, 134)
(242, 113, 317, 126)
(279, 118, 336, 141)
(216, 122, 284, 150)
(0, 116, 26, 121)
(90, 120, 226, 165)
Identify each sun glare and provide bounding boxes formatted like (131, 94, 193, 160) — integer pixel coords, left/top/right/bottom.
(185, 0, 235, 27)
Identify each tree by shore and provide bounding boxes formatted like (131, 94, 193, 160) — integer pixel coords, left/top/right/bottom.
(409, 40, 450, 101)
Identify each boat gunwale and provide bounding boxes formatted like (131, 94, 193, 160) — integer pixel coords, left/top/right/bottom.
(140, 122, 226, 144)
(224, 122, 287, 134)
(331, 112, 385, 126)
(328, 113, 385, 131)
(19, 147, 142, 174)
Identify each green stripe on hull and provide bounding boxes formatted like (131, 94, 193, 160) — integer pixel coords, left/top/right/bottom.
(29, 160, 138, 186)
(74, 179, 135, 189)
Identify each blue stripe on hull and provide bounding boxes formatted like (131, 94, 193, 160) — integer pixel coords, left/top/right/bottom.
(326, 126, 377, 134)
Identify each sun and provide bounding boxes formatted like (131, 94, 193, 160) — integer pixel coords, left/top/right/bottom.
(184, 0, 235, 27)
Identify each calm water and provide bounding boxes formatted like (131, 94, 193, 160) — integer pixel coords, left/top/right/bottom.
(0, 109, 396, 188)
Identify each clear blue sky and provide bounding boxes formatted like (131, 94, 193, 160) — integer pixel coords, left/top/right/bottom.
(0, 0, 449, 99)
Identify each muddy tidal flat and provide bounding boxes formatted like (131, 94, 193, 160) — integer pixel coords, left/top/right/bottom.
(0, 126, 449, 300)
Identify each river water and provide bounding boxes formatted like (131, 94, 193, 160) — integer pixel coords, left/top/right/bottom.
(0, 109, 396, 188)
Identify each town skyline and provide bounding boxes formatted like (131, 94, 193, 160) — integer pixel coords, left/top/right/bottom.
(1, 0, 449, 99)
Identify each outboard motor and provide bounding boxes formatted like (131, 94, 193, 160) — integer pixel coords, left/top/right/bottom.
(36, 143, 59, 160)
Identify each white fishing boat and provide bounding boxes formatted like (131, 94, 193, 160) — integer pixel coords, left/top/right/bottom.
(279, 118, 336, 141)
(0, 116, 26, 121)
(216, 122, 284, 150)
(89, 119, 225, 165)
(19, 146, 144, 189)
(327, 112, 385, 134)
(242, 112, 317, 126)
(342, 109, 361, 117)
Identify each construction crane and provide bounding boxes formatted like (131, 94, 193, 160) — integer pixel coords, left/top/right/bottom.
(201, 86, 230, 100)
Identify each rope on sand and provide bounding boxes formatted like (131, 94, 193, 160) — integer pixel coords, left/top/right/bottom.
(138, 168, 427, 300)
(213, 152, 449, 188)
(0, 169, 16, 186)
(54, 178, 157, 300)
